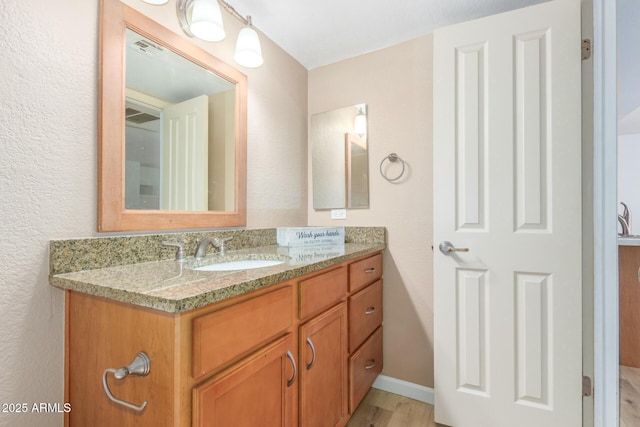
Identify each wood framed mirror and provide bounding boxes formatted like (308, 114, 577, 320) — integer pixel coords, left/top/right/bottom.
(99, 0, 247, 231)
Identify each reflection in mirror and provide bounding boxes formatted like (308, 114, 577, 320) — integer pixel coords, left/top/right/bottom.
(98, 0, 247, 231)
(311, 104, 369, 209)
(125, 29, 236, 212)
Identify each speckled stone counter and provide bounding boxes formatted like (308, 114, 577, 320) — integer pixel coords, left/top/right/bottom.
(49, 227, 385, 313)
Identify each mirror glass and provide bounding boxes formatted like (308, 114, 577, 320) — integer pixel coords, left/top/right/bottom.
(124, 29, 236, 211)
(99, 0, 247, 231)
(311, 104, 369, 209)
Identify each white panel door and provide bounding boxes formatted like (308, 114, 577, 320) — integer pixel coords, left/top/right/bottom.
(433, 1, 582, 426)
(161, 94, 208, 210)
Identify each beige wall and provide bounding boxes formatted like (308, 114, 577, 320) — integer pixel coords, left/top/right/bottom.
(0, 0, 307, 425)
(308, 35, 435, 388)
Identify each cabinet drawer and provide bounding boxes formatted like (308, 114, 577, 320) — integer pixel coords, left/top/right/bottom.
(349, 326, 383, 414)
(192, 286, 293, 379)
(299, 267, 347, 320)
(349, 280, 383, 352)
(349, 253, 382, 292)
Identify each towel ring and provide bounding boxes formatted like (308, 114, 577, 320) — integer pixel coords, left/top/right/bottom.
(379, 153, 406, 182)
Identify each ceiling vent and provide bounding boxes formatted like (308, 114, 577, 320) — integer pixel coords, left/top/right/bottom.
(132, 38, 165, 56)
(126, 107, 159, 124)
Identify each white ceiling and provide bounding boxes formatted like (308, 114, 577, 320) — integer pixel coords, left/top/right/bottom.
(231, 0, 548, 69)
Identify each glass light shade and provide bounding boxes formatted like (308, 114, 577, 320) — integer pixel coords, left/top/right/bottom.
(142, 0, 169, 4)
(354, 111, 367, 136)
(190, 0, 225, 42)
(234, 26, 264, 68)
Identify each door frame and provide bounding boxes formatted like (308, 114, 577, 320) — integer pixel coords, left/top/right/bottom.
(592, 0, 618, 426)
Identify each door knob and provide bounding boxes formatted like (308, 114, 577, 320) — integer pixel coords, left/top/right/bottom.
(439, 241, 469, 255)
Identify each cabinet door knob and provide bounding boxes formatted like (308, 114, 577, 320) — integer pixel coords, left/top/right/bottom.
(364, 359, 376, 370)
(306, 338, 316, 370)
(286, 351, 297, 387)
(364, 307, 376, 315)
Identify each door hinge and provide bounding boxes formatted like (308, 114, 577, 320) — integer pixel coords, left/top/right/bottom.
(582, 39, 592, 61)
(583, 375, 592, 397)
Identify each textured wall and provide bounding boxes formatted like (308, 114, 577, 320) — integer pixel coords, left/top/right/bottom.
(308, 36, 435, 388)
(0, 0, 307, 425)
(0, 0, 97, 425)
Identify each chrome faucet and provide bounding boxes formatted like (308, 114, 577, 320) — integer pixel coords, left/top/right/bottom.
(619, 202, 631, 236)
(194, 236, 233, 258)
(162, 239, 185, 261)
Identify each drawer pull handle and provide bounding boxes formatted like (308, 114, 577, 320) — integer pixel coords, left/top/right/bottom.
(286, 351, 297, 387)
(365, 268, 376, 273)
(364, 359, 376, 370)
(364, 307, 376, 315)
(102, 352, 150, 412)
(306, 338, 316, 370)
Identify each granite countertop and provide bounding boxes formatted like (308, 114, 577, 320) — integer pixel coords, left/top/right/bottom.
(50, 243, 385, 313)
(619, 236, 640, 246)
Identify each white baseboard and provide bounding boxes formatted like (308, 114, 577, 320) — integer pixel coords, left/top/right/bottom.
(371, 375, 435, 405)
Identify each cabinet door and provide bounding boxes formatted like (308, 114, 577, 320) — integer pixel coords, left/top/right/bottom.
(192, 335, 296, 427)
(620, 246, 640, 367)
(299, 303, 348, 427)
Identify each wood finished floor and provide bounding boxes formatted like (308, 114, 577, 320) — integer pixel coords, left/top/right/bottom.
(621, 365, 640, 427)
(353, 375, 640, 427)
(347, 388, 447, 427)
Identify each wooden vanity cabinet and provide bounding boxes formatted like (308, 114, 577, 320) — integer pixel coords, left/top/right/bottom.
(64, 251, 383, 427)
(620, 245, 640, 367)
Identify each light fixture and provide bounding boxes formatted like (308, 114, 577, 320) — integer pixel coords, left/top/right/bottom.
(234, 17, 263, 68)
(177, 0, 225, 42)
(142, 0, 169, 5)
(354, 106, 367, 137)
(175, 0, 264, 68)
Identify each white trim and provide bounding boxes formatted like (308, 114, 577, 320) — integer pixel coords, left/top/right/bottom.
(372, 375, 435, 405)
(592, 0, 619, 426)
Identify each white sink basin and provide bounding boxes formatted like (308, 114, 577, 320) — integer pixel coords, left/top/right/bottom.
(194, 259, 285, 272)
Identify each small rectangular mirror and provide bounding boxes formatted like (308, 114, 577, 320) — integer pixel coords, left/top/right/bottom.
(311, 104, 370, 209)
